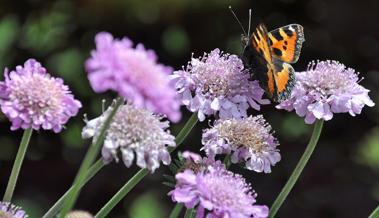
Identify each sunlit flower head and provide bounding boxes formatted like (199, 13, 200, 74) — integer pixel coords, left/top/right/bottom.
(82, 103, 176, 173)
(85, 32, 181, 122)
(0, 201, 28, 218)
(66, 211, 93, 218)
(277, 60, 375, 124)
(202, 115, 280, 173)
(0, 59, 82, 132)
(172, 49, 269, 122)
(168, 165, 269, 218)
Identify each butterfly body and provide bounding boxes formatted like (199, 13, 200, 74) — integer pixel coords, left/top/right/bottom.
(242, 24, 305, 102)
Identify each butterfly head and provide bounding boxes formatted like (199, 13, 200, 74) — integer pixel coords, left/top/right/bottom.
(241, 34, 250, 47)
(229, 6, 252, 47)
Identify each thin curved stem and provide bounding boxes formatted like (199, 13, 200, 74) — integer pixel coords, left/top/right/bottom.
(60, 98, 123, 217)
(269, 120, 324, 218)
(369, 205, 379, 218)
(3, 128, 33, 202)
(168, 203, 184, 218)
(42, 159, 106, 218)
(184, 208, 195, 218)
(171, 113, 199, 151)
(94, 113, 198, 218)
(94, 169, 148, 218)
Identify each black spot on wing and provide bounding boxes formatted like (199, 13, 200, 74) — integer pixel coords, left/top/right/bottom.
(271, 30, 283, 41)
(259, 48, 264, 55)
(273, 48, 282, 57)
(268, 37, 273, 46)
(284, 40, 288, 45)
(283, 28, 293, 37)
(283, 45, 287, 50)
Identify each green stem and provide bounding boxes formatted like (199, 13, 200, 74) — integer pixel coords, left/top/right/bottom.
(3, 128, 33, 202)
(369, 205, 379, 218)
(168, 203, 184, 218)
(42, 159, 106, 218)
(184, 208, 195, 218)
(170, 113, 199, 151)
(95, 169, 148, 218)
(95, 113, 198, 218)
(60, 98, 123, 217)
(223, 154, 231, 168)
(269, 120, 324, 218)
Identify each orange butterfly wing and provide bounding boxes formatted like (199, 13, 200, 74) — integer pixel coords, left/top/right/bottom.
(268, 24, 305, 63)
(249, 23, 302, 102)
(251, 24, 276, 98)
(272, 60, 295, 102)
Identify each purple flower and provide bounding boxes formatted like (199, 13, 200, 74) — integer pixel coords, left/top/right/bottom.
(85, 32, 181, 122)
(171, 49, 269, 122)
(202, 116, 280, 173)
(277, 60, 375, 124)
(82, 103, 176, 173)
(0, 201, 28, 218)
(0, 59, 82, 132)
(168, 165, 269, 218)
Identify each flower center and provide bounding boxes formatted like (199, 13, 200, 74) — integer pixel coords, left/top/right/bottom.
(217, 119, 268, 153)
(10, 73, 63, 115)
(196, 71, 231, 97)
(301, 61, 359, 97)
(106, 105, 169, 149)
(200, 171, 253, 212)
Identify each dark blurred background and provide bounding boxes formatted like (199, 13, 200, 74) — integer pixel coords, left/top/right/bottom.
(0, 0, 378, 217)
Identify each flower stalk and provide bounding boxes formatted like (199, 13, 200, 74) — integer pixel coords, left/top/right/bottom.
(42, 159, 106, 218)
(184, 208, 195, 218)
(168, 203, 184, 218)
(60, 97, 123, 217)
(369, 205, 379, 218)
(269, 120, 324, 218)
(3, 128, 33, 202)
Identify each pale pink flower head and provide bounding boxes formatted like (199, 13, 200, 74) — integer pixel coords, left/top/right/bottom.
(0, 59, 82, 132)
(82, 103, 176, 173)
(172, 49, 269, 122)
(277, 60, 375, 124)
(202, 115, 280, 173)
(85, 32, 181, 122)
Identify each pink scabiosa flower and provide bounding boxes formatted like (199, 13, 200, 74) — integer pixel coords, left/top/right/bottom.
(168, 164, 269, 218)
(0, 201, 28, 218)
(0, 59, 82, 132)
(172, 49, 269, 122)
(277, 60, 375, 124)
(85, 32, 181, 122)
(82, 103, 176, 173)
(202, 115, 280, 173)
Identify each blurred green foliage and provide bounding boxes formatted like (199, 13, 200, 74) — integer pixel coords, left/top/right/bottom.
(356, 128, 379, 171)
(0, 15, 19, 70)
(127, 192, 167, 218)
(0, 0, 378, 217)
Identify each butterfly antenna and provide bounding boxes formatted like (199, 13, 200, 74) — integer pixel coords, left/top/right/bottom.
(228, 6, 247, 36)
(247, 9, 252, 37)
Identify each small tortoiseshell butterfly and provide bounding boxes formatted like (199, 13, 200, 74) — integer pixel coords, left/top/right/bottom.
(242, 23, 305, 102)
(230, 7, 305, 102)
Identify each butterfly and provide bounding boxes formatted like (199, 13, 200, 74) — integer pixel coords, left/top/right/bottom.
(241, 23, 305, 102)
